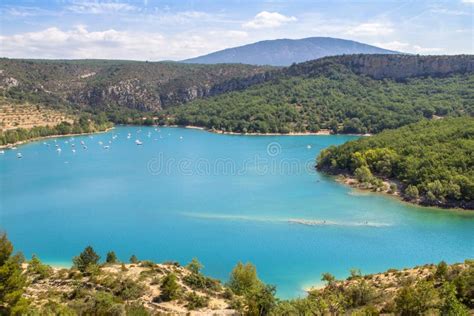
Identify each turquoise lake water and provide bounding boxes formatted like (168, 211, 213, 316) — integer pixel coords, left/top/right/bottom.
(1, 126, 473, 298)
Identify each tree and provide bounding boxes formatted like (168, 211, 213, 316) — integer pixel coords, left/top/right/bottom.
(395, 281, 438, 315)
(440, 282, 469, 316)
(0, 233, 28, 315)
(228, 262, 260, 296)
(404, 185, 419, 200)
(187, 258, 203, 275)
(160, 273, 181, 301)
(321, 272, 336, 286)
(106, 251, 118, 264)
(73, 246, 100, 272)
(434, 261, 448, 281)
(354, 166, 373, 183)
(129, 255, 138, 264)
(247, 284, 276, 316)
(0, 234, 13, 265)
(27, 254, 52, 280)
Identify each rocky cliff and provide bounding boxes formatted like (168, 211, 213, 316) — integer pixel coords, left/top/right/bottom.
(0, 59, 270, 112)
(288, 54, 474, 80)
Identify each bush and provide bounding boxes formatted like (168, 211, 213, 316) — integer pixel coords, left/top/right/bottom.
(27, 254, 52, 280)
(185, 291, 209, 310)
(160, 273, 181, 301)
(187, 258, 203, 274)
(129, 255, 139, 264)
(73, 246, 100, 273)
(228, 262, 260, 295)
(125, 303, 150, 316)
(106, 251, 118, 264)
(113, 278, 145, 300)
(395, 281, 439, 315)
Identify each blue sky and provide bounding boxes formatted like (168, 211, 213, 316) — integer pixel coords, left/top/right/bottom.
(0, 0, 472, 60)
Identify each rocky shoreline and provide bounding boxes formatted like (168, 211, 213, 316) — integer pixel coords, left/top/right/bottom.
(327, 171, 474, 211)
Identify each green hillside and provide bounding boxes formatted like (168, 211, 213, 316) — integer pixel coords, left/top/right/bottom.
(164, 55, 474, 134)
(316, 117, 474, 209)
(0, 58, 270, 112)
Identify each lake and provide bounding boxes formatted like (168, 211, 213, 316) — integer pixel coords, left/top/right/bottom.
(1, 126, 473, 298)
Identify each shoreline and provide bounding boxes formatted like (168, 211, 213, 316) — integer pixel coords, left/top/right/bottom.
(0, 127, 114, 149)
(0, 123, 368, 150)
(173, 124, 372, 137)
(332, 174, 473, 212)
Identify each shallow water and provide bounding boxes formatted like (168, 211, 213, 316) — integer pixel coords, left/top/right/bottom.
(1, 126, 473, 298)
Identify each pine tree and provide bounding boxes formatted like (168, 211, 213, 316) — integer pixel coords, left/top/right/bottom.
(73, 246, 100, 272)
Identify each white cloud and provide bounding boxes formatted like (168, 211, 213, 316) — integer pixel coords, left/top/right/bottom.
(345, 22, 394, 36)
(430, 8, 469, 15)
(0, 26, 250, 60)
(411, 45, 442, 54)
(374, 41, 442, 54)
(242, 11, 297, 29)
(373, 41, 410, 51)
(67, 1, 138, 14)
(461, 0, 474, 3)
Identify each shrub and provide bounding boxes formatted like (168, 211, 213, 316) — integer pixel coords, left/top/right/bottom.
(187, 258, 203, 274)
(185, 291, 209, 310)
(73, 246, 100, 272)
(160, 273, 181, 301)
(125, 303, 150, 316)
(27, 254, 52, 280)
(395, 281, 439, 315)
(129, 255, 139, 264)
(106, 251, 118, 264)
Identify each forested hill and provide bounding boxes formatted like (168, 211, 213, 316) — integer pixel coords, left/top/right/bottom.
(1, 55, 473, 133)
(164, 55, 474, 134)
(317, 117, 474, 209)
(182, 37, 398, 66)
(0, 59, 270, 112)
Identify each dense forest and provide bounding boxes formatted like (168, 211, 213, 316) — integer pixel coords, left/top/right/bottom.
(1, 233, 472, 315)
(163, 71, 473, 134)
(317, 117, 474, 209)
(163, 55, 474, 134)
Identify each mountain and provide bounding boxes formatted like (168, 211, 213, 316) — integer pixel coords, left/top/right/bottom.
(182, 37, 399, 66)
(165, 54, 474, 134)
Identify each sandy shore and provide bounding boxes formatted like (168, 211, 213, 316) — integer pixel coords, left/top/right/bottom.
(0, 127, 114, 149)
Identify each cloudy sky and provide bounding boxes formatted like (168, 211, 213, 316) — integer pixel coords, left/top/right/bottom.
(0, 0, 472, 60)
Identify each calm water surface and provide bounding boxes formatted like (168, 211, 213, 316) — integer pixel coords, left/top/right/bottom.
(1, 126, 473, 298)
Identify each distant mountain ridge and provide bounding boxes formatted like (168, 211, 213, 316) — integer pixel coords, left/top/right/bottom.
(182, 37, 399, 66)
